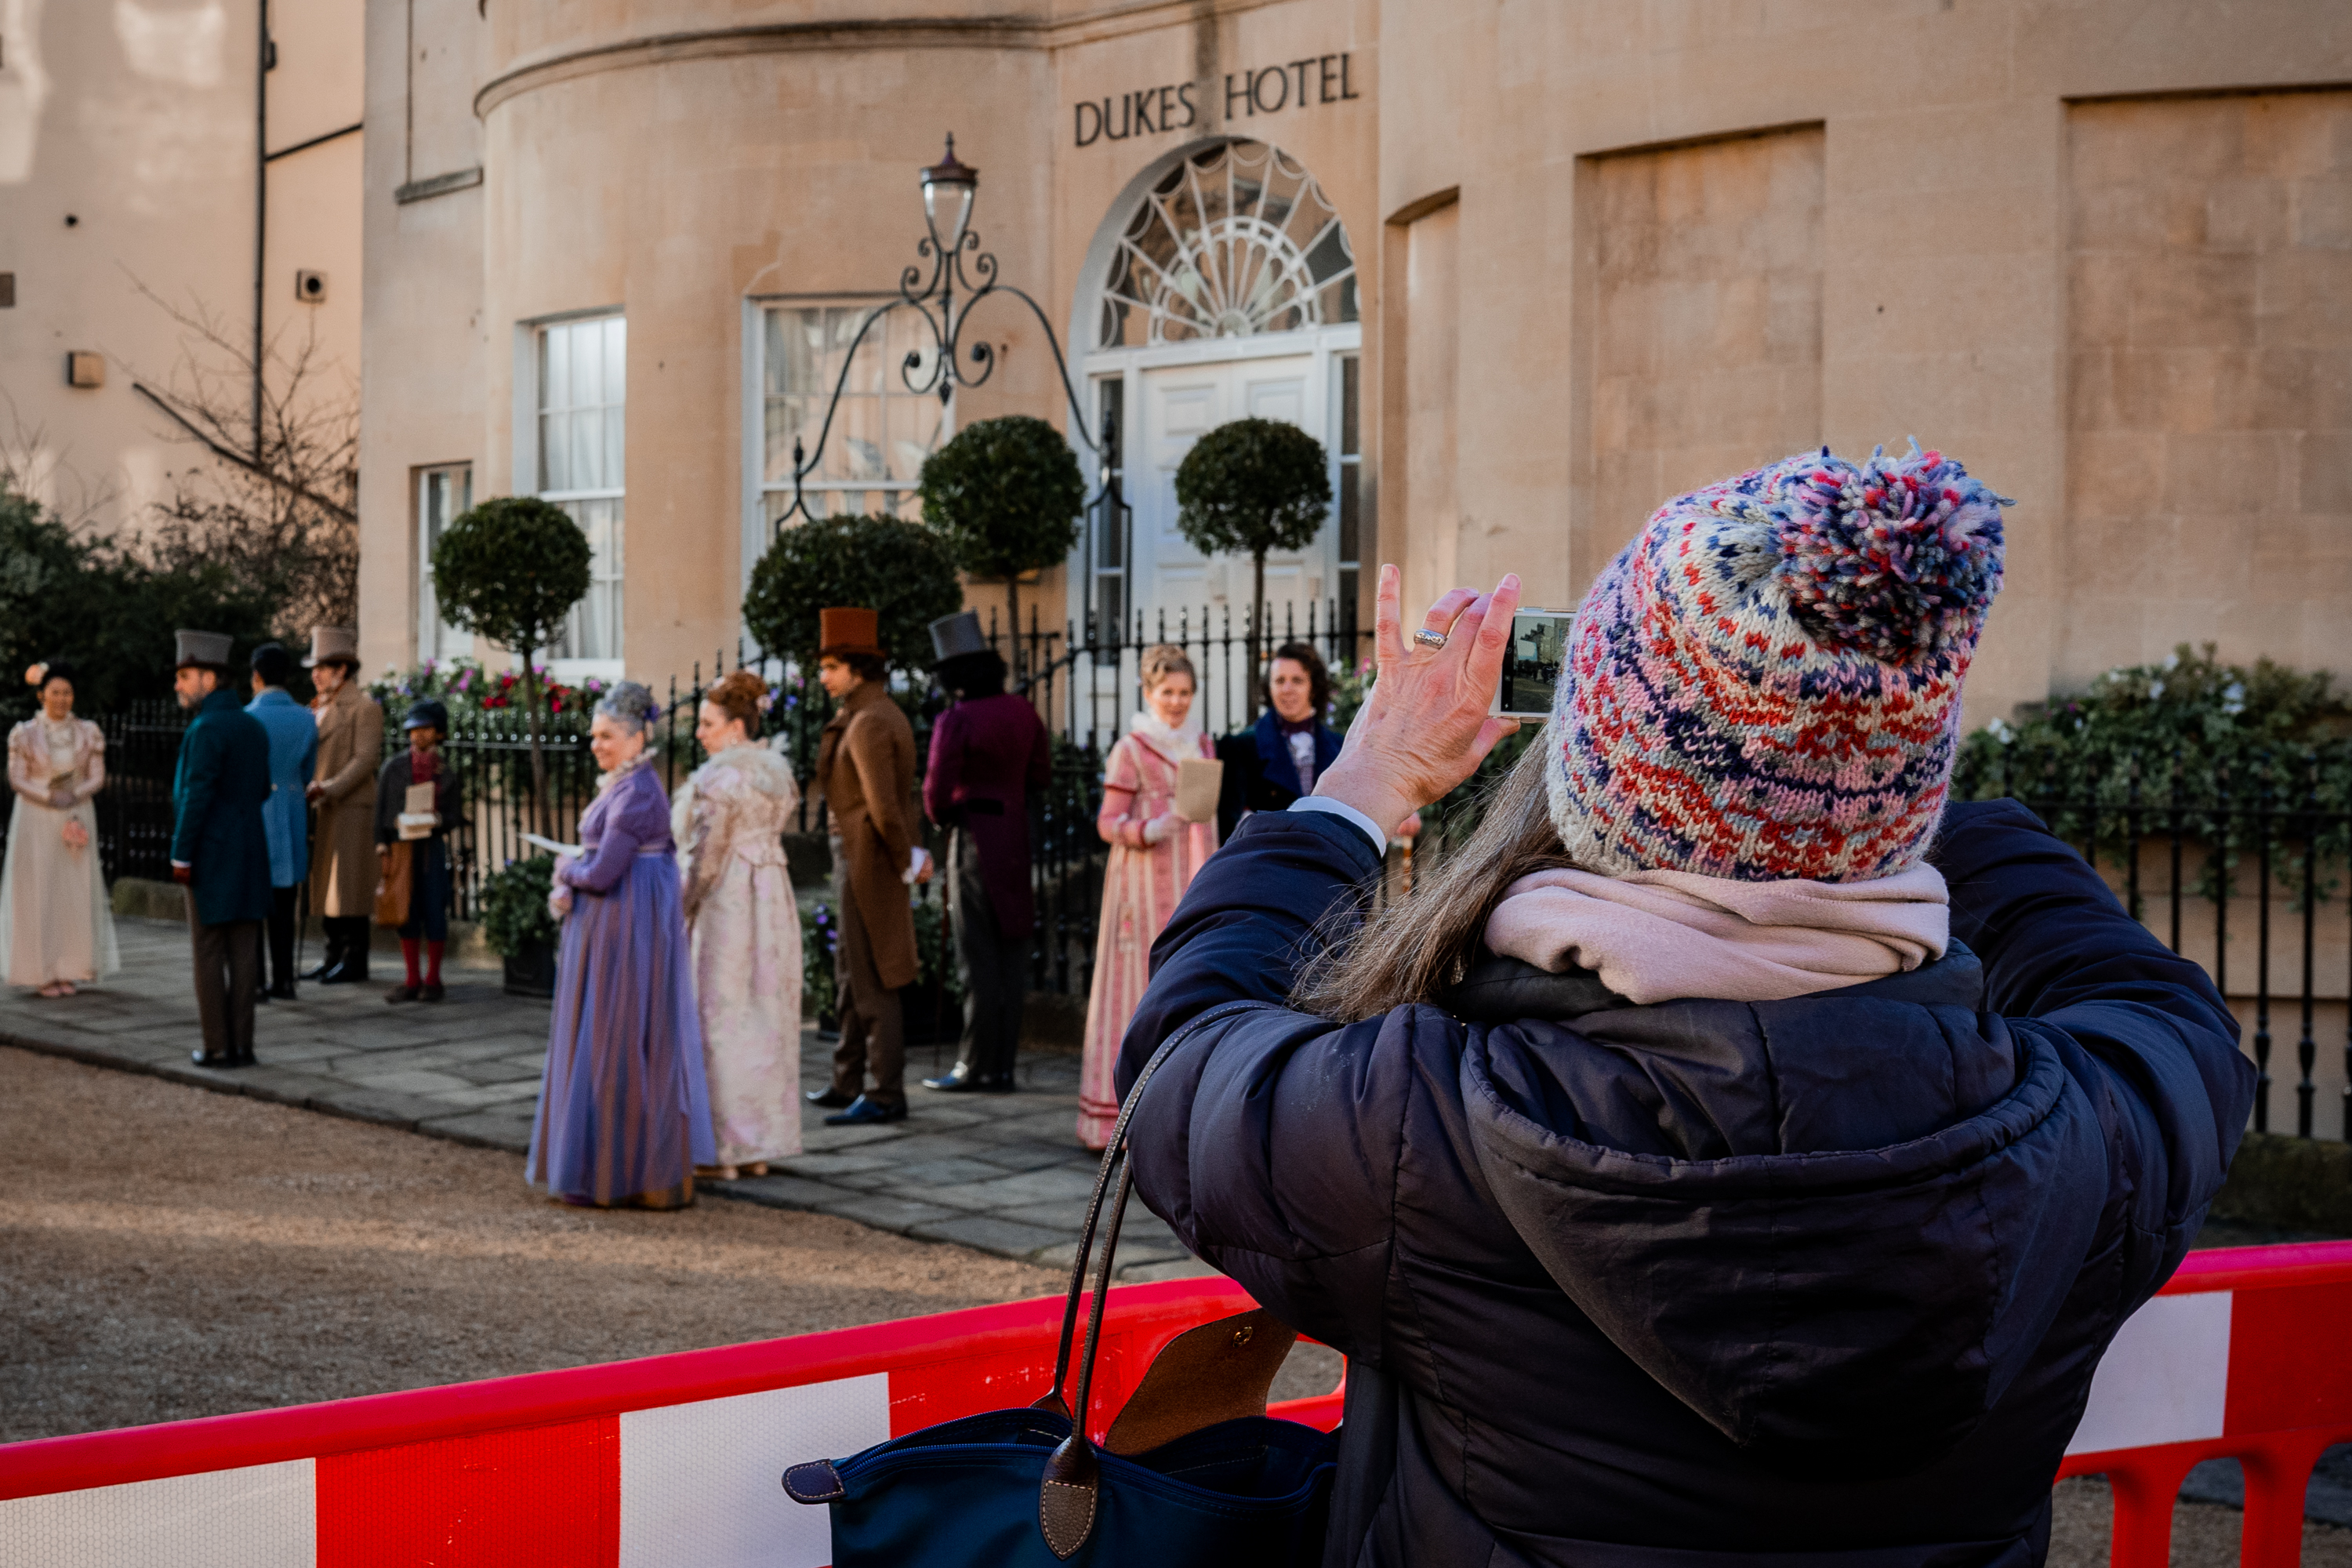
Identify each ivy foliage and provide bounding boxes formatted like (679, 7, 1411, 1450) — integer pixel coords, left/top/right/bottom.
(916, 416, 1087, 583)
(742, 512, 964, 674)
(1954, 643, 2350, 895)
(0, 477, 277, 720)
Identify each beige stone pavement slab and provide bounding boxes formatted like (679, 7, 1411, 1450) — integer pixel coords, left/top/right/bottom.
(0, 916, 1207, 1279)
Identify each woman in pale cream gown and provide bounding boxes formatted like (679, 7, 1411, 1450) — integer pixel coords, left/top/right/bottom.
(675, 670, 806, 1179)
(2, 661, 120, 996)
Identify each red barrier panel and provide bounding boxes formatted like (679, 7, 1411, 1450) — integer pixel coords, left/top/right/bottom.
(2056, 1240, 2352, 1568)
(0, 1243, 2341, 1566)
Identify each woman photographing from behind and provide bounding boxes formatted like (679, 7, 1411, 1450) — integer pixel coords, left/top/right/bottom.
(1116, 447, 2254, 1566)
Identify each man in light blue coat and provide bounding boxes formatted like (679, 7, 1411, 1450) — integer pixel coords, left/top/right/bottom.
(246, 643, 318, 1000)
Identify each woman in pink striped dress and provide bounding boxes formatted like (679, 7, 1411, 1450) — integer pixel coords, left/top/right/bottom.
(1076, 644, 1218, 1149)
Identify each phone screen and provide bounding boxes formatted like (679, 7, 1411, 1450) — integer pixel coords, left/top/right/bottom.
(1497, 610, 1573, 718)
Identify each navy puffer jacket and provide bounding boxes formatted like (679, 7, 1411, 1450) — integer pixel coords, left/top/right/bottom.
(1115, 799, 2254, 1568)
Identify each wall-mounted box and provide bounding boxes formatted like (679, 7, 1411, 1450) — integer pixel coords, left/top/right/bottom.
(65, 351, 105, 388)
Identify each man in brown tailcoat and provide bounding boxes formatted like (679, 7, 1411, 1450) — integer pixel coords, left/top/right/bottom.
(300, 627, 384, 983)
(804, 607, 928, 1126)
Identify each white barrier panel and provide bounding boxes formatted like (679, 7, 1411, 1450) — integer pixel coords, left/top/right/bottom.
(2066, 1290, 2232, 1455)
(618, 1373, 889, 1568)
(0, 1459, 314, 1568)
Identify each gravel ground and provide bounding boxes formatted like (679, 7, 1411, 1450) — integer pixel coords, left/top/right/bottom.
(0, 1044, 1060, 1444)
(7, 1044, 2345, 1567)
(2048, 1476, 2352, 1568)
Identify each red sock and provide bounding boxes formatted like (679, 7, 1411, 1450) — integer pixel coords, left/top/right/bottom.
(401, 938, 421, 987)
(424, 941, 445, 985)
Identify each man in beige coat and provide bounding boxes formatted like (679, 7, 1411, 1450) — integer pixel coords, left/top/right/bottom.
(300, 627, 383, 983)
(804, 607, 928, 1126)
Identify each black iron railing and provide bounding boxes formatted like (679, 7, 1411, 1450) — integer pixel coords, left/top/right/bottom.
(16, 663, 2348, 1142)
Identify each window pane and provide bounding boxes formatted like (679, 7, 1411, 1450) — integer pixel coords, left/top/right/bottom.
(602, 317, 626, 406)
(540, 328, 566, 415)
(1340, 355, 1359, 457)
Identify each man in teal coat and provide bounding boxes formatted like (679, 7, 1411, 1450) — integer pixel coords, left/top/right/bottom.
(169, 630, 274, 1068)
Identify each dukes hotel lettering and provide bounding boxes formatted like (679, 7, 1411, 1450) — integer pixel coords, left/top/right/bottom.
(1074, 53, 1359, 147)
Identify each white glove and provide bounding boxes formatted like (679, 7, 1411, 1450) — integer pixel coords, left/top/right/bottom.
(1142, 812, 1181, 846)
(904, 846, 933, 885)
(547, 884, 573, 921)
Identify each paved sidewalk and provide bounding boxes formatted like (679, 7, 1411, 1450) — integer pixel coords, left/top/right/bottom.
(0, 917, 1199, 1279)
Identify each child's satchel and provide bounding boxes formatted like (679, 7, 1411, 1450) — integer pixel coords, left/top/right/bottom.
(373, 841, 412, 927)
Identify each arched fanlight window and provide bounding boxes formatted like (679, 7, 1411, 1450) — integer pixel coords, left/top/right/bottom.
(1099, 142, 1357, 348)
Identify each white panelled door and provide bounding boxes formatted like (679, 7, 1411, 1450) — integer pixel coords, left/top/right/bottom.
(1132, 353, 1328, 637)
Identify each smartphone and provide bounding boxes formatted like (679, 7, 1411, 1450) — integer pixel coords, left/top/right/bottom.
(1494, 609, 1573, 719)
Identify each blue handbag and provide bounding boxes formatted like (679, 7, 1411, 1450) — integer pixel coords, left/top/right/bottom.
(783, 1011, 1338, 1565)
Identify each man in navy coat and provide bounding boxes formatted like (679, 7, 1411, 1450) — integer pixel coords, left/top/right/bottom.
(169, 630, 274, 1068)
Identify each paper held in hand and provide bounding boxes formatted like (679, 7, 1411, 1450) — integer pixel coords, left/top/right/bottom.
(522, 831, 583, 858)
(395, 782, 439, 841)
(1174, 757, 1223, 824)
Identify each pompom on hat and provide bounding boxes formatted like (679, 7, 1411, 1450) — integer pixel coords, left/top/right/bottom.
(1548, 441, 2008, 884)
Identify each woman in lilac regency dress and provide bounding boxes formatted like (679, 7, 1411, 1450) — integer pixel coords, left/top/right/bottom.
(528, 681, 715, 1209)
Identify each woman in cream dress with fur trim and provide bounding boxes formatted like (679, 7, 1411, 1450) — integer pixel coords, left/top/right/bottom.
(676, 670, 806, 1178)
(2, 661, 119, 995)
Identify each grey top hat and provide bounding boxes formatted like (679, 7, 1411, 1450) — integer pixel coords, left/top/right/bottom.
(928, 610, 989, 663)
(173, 630, 234, 672)
(303, 626, 360, 668)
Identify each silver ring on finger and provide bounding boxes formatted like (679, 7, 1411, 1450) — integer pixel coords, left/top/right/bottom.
(1412, 627, 1449, 650)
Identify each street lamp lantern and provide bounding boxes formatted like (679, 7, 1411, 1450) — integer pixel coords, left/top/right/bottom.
(920, 134, 978, 256)
(779, 132, 1098, 533)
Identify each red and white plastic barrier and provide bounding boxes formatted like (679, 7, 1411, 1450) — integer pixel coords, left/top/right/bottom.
(1, 1247, 2345, 1567)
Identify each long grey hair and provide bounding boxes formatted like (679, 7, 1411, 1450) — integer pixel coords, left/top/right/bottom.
(1288, 736, 1576, 1022)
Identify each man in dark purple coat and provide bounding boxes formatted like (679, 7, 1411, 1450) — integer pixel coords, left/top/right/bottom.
(919, 611, 1051, 1093)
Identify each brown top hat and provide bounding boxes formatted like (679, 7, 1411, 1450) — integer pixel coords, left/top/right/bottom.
(818, 607, 884, 659)
(173, 630, 234, 673)
(303, 626, 360, 669)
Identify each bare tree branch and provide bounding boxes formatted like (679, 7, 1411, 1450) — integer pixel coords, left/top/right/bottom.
(120, 275, 361, 634)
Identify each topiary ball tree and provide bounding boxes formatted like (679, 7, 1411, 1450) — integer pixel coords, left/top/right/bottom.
(430, 495, 593, 829)
(1173, 416, 1332, 717)
(742, 511, 964, 677)
(916, 414, 1086, 673)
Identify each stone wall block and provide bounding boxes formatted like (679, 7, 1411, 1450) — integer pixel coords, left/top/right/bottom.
(2257, 250, 2352, 349)
(2066, 253, 2136, 347)
(2065, 429, 2165, 517)
(2163, 430, 2292, 514)
(2294, 177, 2352, 249)
(2204, 178, 2290, 254)
(2129, 252, 2259, 350)
(2298, 433, 2352, 513)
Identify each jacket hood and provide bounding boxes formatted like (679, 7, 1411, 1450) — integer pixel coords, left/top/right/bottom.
(1454, 945, 2106, 1476)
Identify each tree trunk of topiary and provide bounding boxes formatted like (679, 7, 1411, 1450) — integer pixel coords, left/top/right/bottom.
(518, 641, 550, 838)
(1004, 574, 1022, 682)
(1247, 547, 1269, 722)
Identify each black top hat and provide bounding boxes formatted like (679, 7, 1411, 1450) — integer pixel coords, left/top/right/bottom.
(929, 610, 989, 663)
(173, 630, 234, 672)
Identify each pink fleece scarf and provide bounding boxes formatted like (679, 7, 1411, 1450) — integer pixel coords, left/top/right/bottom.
(1482, 864, 1950, 1006)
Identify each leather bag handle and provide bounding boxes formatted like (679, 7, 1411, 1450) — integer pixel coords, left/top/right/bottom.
(1032, 1000, 1260, 1559)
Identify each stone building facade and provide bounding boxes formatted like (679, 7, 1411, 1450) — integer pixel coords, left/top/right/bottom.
(0, 0, 363, 535)
(350, 0, 2347, 726)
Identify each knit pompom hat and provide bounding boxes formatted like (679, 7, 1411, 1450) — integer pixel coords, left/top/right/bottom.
(1548, 442, 2007, 883)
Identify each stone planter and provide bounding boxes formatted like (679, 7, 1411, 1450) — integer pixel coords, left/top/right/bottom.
(503, 938, 557, 1000)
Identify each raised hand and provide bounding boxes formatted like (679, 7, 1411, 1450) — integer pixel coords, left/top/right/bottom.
(1313, 563, 1523, 838)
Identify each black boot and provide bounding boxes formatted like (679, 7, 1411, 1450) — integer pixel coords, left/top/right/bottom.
(299, 927, 339, 982)
(321, 919, 370, 984)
